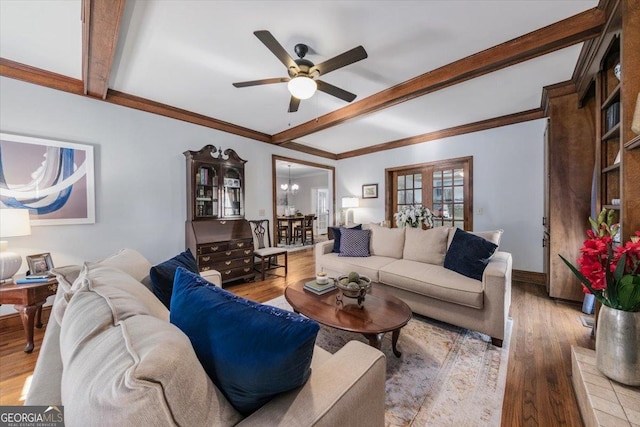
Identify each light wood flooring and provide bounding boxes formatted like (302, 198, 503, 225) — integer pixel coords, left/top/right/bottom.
(0, 248, 593, 426)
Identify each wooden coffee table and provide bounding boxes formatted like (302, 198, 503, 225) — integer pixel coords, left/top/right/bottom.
(285, 278, 412, 357)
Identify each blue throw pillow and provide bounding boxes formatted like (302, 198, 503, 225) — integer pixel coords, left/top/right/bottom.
(149, 249, 199, 309)
(339, 228, 371, 257)
(170, 268, 319, 415)
(444, 228, 498, 281)
(330, 224, 362, 253)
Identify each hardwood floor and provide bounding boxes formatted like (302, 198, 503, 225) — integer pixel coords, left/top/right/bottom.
(0, 248, 592, 426)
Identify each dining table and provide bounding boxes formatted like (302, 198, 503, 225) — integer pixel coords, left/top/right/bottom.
(276, 215, 305, 245)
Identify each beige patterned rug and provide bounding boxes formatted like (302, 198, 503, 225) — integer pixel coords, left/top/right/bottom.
(266, 296, 512, 427)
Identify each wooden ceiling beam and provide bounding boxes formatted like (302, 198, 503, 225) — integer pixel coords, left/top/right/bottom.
(0, 57, 84, 94)
(273, 7, 605, 145)
(336, 109, 545, 160)
(0, 58, 272, 143)
(105, 90, 272, 142)
(82, 0, 126, 99)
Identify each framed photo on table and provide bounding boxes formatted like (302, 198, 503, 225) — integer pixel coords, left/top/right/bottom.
(362, 184, 378, 199)
(26, 253, 54, 275)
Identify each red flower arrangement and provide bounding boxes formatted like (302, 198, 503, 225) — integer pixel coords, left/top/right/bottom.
(560, 209, 640, 312)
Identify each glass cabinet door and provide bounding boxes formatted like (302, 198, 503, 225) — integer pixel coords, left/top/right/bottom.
(195, 164, 218, 218)
(223, 167, 243, 217)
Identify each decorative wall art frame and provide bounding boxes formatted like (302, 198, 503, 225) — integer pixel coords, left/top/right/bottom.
(26, 252, 54, 275)
(0, 133, 95, 225)
(362, 184, 378, 199)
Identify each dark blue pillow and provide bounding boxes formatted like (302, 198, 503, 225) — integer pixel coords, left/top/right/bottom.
(149, 249, 198, 309)
(444, 229, 498, 281)
(170, 268, 319, 415)
(329, 224, 362, 253)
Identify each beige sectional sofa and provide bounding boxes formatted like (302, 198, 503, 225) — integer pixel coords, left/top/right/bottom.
(27, 249, 386, 426)
(316, 224, 512, 346)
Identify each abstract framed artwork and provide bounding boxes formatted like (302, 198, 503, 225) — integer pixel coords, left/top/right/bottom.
(362, 183, 378, 199)
(0, 133, 95, 225)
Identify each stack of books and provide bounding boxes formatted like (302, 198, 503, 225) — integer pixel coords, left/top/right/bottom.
(15, 274, 53, 285)
(303, 279, 336, 295)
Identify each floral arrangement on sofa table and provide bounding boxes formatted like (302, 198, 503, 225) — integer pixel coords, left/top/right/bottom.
(560, 209, 640, 312)
(394, 205, 434, 228)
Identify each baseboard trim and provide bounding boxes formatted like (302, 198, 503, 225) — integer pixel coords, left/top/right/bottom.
(0, 306, 52, 331)
(513, 270, 546, 286)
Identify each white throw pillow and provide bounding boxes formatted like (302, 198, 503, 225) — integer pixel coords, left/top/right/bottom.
(369, 223, 406, 259)
(403, 226, 451, 265)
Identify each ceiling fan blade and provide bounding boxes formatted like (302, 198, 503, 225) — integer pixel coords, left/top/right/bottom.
(254, 30, 299, 72)
(233, 77, 289, 88)
(310, 46, 367, 76)
(316, 80, 357, 103)
(288, 96, 300, 113)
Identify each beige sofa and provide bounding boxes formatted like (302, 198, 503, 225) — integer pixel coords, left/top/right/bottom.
(316, 225, 512, 346)
(26, 249, 386, 426)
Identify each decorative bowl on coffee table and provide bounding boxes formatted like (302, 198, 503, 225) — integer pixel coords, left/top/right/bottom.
(335, 274, 372, 307)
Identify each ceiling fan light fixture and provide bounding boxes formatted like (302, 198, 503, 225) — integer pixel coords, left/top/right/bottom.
(288, 76, 317, 100)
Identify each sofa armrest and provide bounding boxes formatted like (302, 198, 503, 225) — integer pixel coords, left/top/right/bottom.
(481, 251, 512, 342)
(199, 269, 222, 287)
(315, 240, 335, 271)
(238, 340, 386, 427)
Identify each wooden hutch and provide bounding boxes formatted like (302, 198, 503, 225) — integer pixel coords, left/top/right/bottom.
(184, 146, 254, 286)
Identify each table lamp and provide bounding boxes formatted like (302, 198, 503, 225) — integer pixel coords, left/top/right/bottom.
(341, 197, 359, 225)
(0, 209, 32, 282)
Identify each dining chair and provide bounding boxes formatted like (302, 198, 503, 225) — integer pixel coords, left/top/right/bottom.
(294, 214, 316, 245)
(248, 219, 288, 280)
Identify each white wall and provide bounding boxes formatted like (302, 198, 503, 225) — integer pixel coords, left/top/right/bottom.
(336, 120, 546, 273)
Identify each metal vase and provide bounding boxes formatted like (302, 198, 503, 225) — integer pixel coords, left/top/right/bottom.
(595, 305, 640, 386)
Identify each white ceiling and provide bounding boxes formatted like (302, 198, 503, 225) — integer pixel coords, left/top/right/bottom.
(0, 0, 599, 155)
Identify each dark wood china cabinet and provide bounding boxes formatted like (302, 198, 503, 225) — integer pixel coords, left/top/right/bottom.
(184, 146, 253, 286)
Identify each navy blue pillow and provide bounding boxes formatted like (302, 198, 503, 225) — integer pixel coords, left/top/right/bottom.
(149, 249, 199, 309)
(339, 228, 371, 257)
(444, 229, 498, 281)
(170, 268, 319, 415)
(329, 224, 362, 253)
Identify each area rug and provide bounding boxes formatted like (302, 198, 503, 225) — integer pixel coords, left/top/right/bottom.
(266, 296, 512, 427)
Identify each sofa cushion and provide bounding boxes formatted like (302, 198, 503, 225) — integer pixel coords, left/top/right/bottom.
(90, 248, 153, 282)
(444, 228, 498, 281)
(318, 253, 396, 282)
(170, 268, 320, 415)
(150, 248, 199, 309)
(369, 224, 405, 259)
(329, 224, 362, 253)
(339, 228, 371, 257)
(403, 226, 450, 265)
(52, 248, 155, 325)
(59, 264, 241, 427)
(379, 260, 484, 309)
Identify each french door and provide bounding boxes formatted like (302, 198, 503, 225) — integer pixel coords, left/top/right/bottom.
(386, 157, 472, 230)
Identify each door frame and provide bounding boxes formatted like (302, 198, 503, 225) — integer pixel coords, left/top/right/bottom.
(272, 155, 336, 241)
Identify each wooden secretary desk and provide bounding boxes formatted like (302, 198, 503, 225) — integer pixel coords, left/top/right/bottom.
(184, 146, 254, 286)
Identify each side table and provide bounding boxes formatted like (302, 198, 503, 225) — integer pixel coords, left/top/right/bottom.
(0, 277, 58, 353)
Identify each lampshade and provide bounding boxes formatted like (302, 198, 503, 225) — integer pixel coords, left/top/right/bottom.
(341, 197, 359, 208)
(288, 77, 317, 100)
(0, 209, 32, 281)
(0, 209, 31, 238)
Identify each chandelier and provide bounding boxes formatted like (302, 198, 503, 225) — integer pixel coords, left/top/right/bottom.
(280, 165, 299, 194)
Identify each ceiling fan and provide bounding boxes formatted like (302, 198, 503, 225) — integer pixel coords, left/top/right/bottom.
(232, 30, 368, 113)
